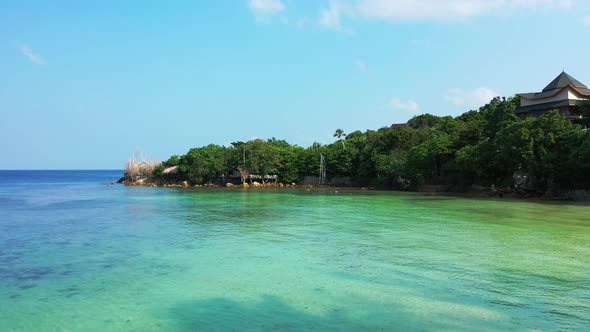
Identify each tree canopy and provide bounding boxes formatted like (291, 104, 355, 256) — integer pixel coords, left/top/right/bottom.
(151, 97, 590, 191)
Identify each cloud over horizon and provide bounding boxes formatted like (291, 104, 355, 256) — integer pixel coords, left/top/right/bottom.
(390, 97, 419, 112)
(445, 87, 498, 109)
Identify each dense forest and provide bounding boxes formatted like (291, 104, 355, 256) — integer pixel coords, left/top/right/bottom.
(147, 97, 590, 192)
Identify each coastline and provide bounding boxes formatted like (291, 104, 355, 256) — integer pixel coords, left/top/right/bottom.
(116, 178, 590, 202)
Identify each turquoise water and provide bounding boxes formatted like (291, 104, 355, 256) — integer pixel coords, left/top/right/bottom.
(1, 171, 589, 331)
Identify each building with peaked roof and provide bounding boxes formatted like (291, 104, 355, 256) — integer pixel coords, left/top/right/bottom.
(516, 71, 589, 119)
(390, 123, 408, 129)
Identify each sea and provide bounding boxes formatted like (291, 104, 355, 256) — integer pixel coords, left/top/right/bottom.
(0, 170, 589, 331)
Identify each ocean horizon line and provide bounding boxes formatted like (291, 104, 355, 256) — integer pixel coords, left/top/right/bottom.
(0, 169, 123, 172)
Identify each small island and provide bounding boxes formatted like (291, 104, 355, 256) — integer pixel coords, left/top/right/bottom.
(120, 73, 590, 201)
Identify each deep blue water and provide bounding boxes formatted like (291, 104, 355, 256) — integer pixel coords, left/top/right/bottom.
(0, 170, 122, 185)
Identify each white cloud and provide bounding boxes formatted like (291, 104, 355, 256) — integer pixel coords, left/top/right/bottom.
(248, 0, 285, 15)
(319, 0, 346, 30)
(19, 45, 46, 65)
(582, 15, 590, 27)
(390, 97, 419, 112)
(511, 0, 572, 10)
(318, 0, 573, 30)
(356, 0, 501, 22)
(445, 87, 498, 108)
(358, 0, 572, 21)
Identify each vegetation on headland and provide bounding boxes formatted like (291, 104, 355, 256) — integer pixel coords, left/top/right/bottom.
(124, 97, 590, 197)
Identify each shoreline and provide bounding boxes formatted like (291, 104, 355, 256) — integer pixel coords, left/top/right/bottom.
(116, 179, 590, 202)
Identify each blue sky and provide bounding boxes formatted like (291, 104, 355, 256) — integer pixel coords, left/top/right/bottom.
(2, 0, 590, 169)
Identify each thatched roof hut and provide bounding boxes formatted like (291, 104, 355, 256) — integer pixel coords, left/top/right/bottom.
(163, 166, 179, 175)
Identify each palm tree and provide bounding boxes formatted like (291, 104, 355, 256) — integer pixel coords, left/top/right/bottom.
(333, 128, 347, 149)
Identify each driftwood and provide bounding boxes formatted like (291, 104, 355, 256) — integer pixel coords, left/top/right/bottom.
(124, 151, 161, 181)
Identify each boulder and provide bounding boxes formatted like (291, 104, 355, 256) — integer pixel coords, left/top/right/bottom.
(243, 183, 250, 188)
(226, 183, 235, 188)
(513, 171, 539, 191)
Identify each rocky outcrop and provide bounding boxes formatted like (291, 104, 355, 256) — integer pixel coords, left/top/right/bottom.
(513, 171, 540, 193)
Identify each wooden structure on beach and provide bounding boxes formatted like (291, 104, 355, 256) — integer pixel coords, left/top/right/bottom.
(162, 166, 179, 175)
(248, 174, 278, 184)
(161, 166, 180, 182)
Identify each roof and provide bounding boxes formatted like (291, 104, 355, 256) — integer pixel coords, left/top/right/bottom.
(518, 72, 590, 101)
(515, 99, 587, 113)
(163, 166, 179, 175)
(543, 71, 587, 91)
(391, 123, 408, 128)
(518, 90, 561, 100)
(518, 86, 590, 100)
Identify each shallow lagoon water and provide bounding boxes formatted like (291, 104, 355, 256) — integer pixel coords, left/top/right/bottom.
(0, 171, 589, 331)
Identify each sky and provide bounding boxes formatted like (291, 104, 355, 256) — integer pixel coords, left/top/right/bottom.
(2, 0, 590, 169)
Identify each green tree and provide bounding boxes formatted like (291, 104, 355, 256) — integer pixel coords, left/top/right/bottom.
(163, 155, 181, 167)
(333, 128, 347, 149)
(178, 145, 227, 184)
(407, 114, 442, 129)
(407, 132, 454, 180)
(151, 94, 590, 192)
(479, 96, 519, 140)
(577, 101, 590, 129)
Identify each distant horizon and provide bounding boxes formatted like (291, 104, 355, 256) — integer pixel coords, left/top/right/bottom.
(3, 1, 590, 169)
(0, 169, 124, 171)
